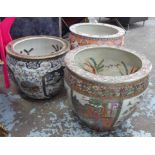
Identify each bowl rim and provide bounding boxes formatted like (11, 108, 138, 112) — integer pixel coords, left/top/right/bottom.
(6, 35, 69, 60)
(69, 23, 125, 39)
(64, 45, 152, 84)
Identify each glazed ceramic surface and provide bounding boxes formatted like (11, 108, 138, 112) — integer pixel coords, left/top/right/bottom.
(69, 23, 125, 49)
(6, 36, 69, 99)
(64, 45, 152, 131)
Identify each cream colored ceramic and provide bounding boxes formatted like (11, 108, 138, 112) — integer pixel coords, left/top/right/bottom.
(64, 45, 152, 131)
(69, 23, 125, 49)
(6, 36, 69, 99)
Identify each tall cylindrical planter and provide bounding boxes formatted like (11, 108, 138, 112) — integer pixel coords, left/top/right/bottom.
(64, 45, 152, 131)
(6, 36, 69, 99)
(69, 23, 125, 49)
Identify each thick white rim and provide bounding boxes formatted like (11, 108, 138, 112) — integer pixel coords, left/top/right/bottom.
(65, 45, 152, 84)
(69, 23, 125, 39)
(6, 35, 69, 60)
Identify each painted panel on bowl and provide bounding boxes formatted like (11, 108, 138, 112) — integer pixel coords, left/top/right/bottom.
(42, 67, 64, 97)
(7, 55, 65, 99)
(66, 83, 123, 130)
(113, 93, 144, 127)
(69, 33, 124, 49)
(65, 81, 147, 130)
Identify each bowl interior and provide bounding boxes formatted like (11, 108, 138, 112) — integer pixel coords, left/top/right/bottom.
(13, 37, 64, 56)
(75, 47, 142, 76)
(74, 24, 118, 36)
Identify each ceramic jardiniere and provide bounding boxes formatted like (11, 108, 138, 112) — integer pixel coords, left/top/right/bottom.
(64, 45, 152, 131)
(6, 36, 69, 99)
(69, 23, 125, 49)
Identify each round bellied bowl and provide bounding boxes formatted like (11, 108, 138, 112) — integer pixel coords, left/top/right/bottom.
(69, 23, 125, 49)
(6, 35, 69, 99)
(64, 45, 152, 131)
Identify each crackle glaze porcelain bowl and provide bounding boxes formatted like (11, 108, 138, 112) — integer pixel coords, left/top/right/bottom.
(64, 45, 152, 131)
(69, 23, 125, 49)
(6, 36, 69, 99)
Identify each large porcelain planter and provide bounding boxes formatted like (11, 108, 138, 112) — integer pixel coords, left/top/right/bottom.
(69, 23, 125, 49)
(64, 45, 152, 131)
(6, 36, 69, 99)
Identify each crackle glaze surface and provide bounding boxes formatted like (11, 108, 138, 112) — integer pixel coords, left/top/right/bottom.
(69, 23, 125, 49)
(64, 45, 152, 130)
(6, 36, 69, 99)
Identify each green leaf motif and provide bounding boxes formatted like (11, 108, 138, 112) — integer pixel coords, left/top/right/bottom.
(89, 57, 97, 67)
(121, 61, 128, 75)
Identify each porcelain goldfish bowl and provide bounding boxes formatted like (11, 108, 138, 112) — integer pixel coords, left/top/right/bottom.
(69, 23, 125, 49)
(6, 36, 69, 99)
(64, 45, 152, 131)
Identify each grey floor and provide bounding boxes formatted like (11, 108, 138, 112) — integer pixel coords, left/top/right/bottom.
(0, 18, 155, 137)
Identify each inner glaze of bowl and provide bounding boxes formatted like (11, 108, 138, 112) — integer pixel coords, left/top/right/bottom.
(13, 38, 63, 56)
(75, 24, 118, 36)
(75, 47, 142, 76)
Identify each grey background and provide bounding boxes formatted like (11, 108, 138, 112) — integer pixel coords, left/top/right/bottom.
(10, 17, 59, 39)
